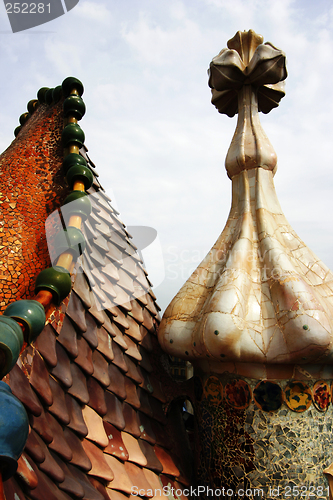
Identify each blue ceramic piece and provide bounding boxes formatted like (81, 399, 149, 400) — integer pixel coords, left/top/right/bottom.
(4, 300, 46, 345)
(0, 381, 29, 480)
(0, 317, 24, 378)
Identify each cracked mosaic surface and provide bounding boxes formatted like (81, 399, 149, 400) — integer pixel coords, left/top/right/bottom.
(194, 375, 332, 499)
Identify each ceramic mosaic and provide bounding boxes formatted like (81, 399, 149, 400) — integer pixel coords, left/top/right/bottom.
(284, 381, 312, 413)
(194, 378, 332, 499)
(0, 103, 67, 314)
(313, 380, 330, 412)
(225, 378, 251, 409)
(253, 380, 283, 412)
(203, 376, 223, 404)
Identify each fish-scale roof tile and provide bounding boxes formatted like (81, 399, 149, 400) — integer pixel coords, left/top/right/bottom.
(1, 79, 191, 500)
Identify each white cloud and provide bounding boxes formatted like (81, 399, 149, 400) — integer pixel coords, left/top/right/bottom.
(74, 1, 112, 24)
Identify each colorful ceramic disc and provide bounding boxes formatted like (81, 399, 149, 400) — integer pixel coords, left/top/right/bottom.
(225, 379, 252, 409)
(203, 376, 223, 404)
(253, 380, 282, 412)
(284, 381, 312, 412)
(313, 380, 330, 412)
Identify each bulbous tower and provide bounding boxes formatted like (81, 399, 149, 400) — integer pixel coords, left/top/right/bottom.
(159, 30, 333, 498)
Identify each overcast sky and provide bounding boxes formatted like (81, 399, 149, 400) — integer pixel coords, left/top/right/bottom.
(0, 0, 333, 313)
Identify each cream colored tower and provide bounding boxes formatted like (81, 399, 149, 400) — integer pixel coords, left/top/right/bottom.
(159, 31, 333, 497)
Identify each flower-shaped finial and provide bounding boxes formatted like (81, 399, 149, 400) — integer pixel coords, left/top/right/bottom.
(209, 30, 287, 178)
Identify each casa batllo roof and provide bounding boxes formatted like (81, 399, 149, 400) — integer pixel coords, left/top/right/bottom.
(0, 78, 192, 500)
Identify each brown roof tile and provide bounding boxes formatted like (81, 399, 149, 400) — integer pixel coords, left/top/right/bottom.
(31, 432, 65, 482)
(9, 364, 42, 416)
(34, 323, 57, 367)
(121, 432, 147, 467)
(96, 326, 114, 361)
(25, 460, 72, 500)
(82, 439, 114, 481)
(66, 394, 88, 437)
(30, 351, 53, 406)
(67, 363, 89, 404)
(124, 378, 141, 409)
(107, 364, 127, 400)
(104, 456, 133, 495)
(51, 342, 73, 388)
(75, 336, 94, 375)
(137, 388, 153, 417)
(123, 403, 141, 438)
(30, 406, 54, 444)
(138, 346, 153, 373)
(64, 427, 92, 471)
(142, 468, 164, 496)
(73, 271, 92, 309)
(48, 376, 70, 425)
(52, 454, 85, 498)
(138, 440, 163, 473)
(82, 311, 99, 348)
(103, 258, 120, 282)
(88, 294, 106, 325)
(103, 421, 129, 461)
(67, 464, 105, 500)
(154, 447, 180, 477)
(129, 300, 144, 324)
(112, 342, 128, 372)
(124, 337, 142, 362)
(104, 391, 125, 430)
(82, 405, 109, 448)
(100, 275, 118, 300)
(139, 369, 154, 394)
(87, 376, 107, 416)
(139, 326, 153, 352)
(92, 349, 111, 387)
(137, 412, 156, 445)
(148, 377, 167, 404)
(112, 308, 129, 330)
(16, 453, 38, 489)
(89, 477, 113, 500)
(124, 314, 142, 342)
(124, 462, 153, 497)
(66, 292, 87, 333)
(57, 316, 79, 358)
(25, 428, 46, 463)
(112, 323, 129, 350)
(125, 356, 143, 385)
(3, 477, 27, 500)
(46, 412, 73, 461)
(142, 307, 155, 333)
